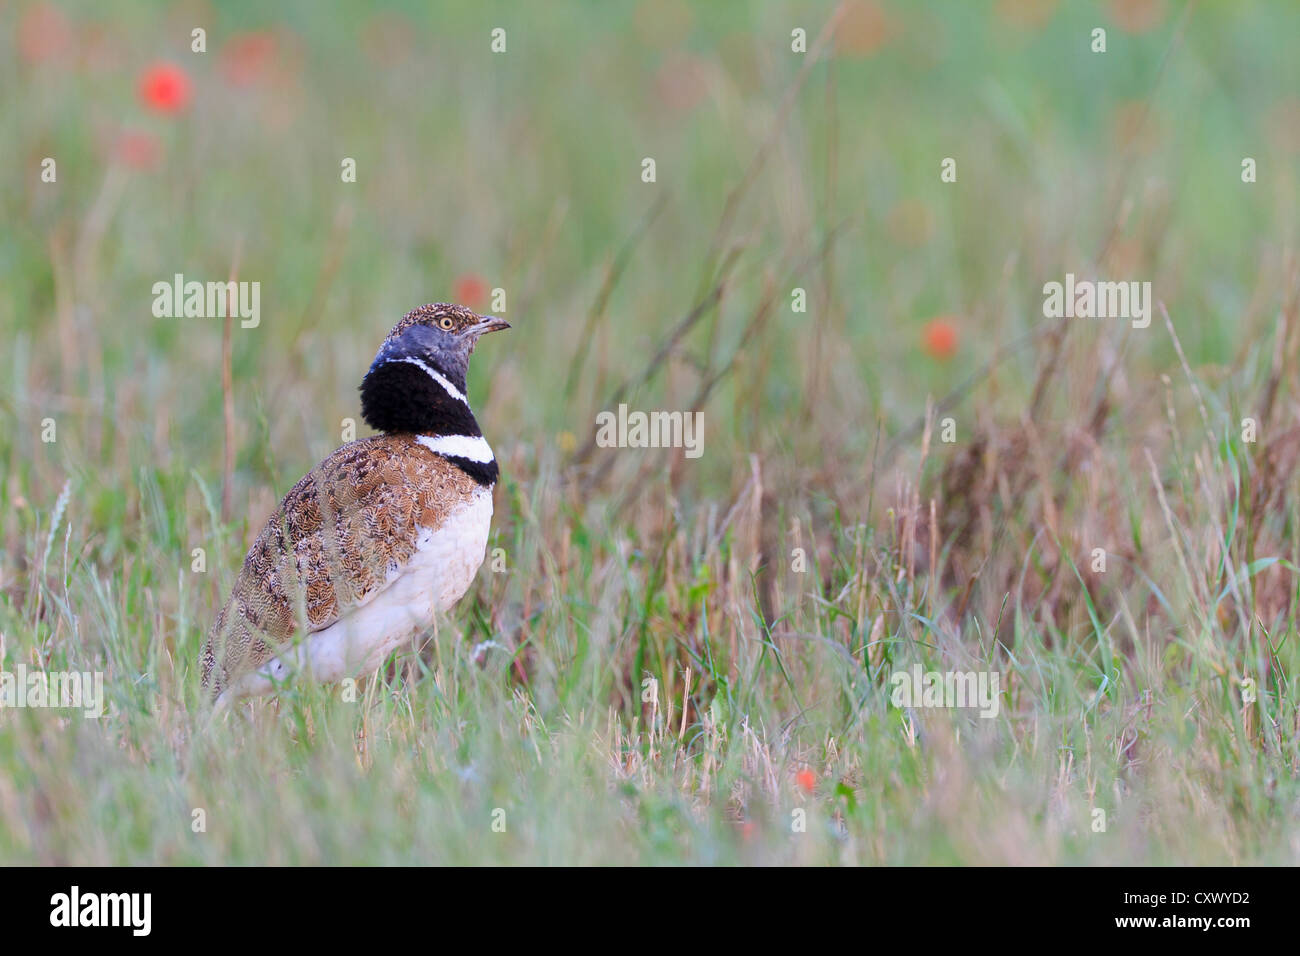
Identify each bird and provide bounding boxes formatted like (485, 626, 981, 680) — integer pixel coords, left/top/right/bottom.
(201, 303, 510, 706)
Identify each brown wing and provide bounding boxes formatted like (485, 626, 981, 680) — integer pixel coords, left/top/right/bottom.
(201, 434, 477, 695)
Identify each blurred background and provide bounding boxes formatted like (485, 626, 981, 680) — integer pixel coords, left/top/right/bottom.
(8, 0, 1299, 506)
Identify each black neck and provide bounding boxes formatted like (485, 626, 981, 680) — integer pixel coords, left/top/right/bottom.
(359, 361, 481, 436)
(443, 456, 499, 486)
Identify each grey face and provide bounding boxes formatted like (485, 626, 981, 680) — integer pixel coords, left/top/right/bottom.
(370, 323, 469, 390)
(368, 315, 509, 393)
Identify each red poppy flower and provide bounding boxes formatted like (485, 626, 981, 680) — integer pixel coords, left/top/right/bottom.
(139, 63, 191, 113)
(115, 130, 162, 170)
(220, 32, 276, 86)
(834, 1, 895, 58)
(18, 3, 71, 65)
(1110, 0, 1165, 34)
(922, 318, 959, 361)
(995, 0, 1058, 31)
(362, 14, 415, 65)
(654, 53, 709, 113)
(795, 768, 817, 794)
(454, 274, 490, 311)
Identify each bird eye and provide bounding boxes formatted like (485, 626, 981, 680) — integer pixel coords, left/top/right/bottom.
(439, 316, 454, 330)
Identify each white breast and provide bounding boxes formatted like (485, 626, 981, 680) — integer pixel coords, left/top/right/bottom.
(222, 486, 494, 701)
(410, 485, 495, 612)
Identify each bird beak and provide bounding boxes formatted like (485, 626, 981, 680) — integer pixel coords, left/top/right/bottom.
(472, 315, 511, 336)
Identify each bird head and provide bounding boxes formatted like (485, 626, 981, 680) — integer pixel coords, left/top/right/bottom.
(359, 303, 510, 435)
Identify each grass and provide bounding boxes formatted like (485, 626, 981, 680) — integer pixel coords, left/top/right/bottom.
(2, 0, 1300, 865)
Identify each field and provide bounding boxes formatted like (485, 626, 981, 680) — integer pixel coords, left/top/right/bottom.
(3, 0, 1300, 865)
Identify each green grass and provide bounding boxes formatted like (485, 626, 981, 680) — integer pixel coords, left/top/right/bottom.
(2, 0, 1300, 864)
